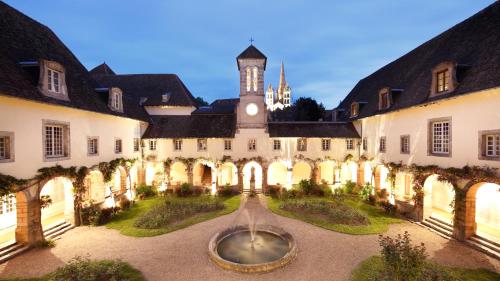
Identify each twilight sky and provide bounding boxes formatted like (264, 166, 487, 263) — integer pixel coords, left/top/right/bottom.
(5, 0, 494, 108)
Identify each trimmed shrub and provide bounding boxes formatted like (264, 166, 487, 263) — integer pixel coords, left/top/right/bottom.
(343, 180, 357, 194)
(176, 183, 193, 197)
(134, 196, 224, 229)
(380, 201, 398, 215)
(48, 256, 145, 281)
(136, 184, 157, 199)
(217, 184, 234, 197)
(360, 184, 374, 201)
(378, 232, 428, 281)
(268, 185, 282, 198)
(279, 198, 369, 226)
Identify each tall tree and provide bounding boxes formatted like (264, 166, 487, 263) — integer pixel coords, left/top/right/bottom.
(272, 97, 325, 121)
(195, 96, 209, 106)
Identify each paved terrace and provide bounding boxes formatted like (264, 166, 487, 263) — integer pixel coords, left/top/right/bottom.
(1, 196, 499, 281)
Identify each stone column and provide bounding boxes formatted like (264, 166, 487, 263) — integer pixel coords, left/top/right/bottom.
(312, 165, 320, 184)
(238, 168, 244, 192)
(15, 186, 44, 245)
(357, 162, 364, 186)
(187, 165, 194, 185)
(262, 165, 268, 192)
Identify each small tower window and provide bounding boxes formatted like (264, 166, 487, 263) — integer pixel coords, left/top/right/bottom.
(246, 67, 251, 92)
(252, 67, 258, 92)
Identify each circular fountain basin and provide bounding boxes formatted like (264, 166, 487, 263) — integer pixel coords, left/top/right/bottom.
(208, 225, 297, 273)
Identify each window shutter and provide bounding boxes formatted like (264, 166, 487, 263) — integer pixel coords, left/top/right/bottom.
(481, 134, 487, 157)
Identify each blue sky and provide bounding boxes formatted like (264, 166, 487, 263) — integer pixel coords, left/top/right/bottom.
(5, 0, 494, 108)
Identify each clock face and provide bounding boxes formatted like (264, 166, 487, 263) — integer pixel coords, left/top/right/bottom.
(245, 103, 258, 116)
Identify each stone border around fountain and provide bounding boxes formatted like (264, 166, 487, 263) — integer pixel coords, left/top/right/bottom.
(208, 224, 298, 273)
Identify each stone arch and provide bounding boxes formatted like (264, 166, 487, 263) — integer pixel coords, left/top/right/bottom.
(423, 174, 455, 224)
(0, 192, 18, 245)
(318, 160, 336, 185)
(83, 170, 105, 204)
(464, 182, 500, 241)
(170, 161, 189, 186)
(292, 161, 312, 185)
(145, 161, 165, 186)
(218, 162, 238, 186)
(357, 161, 373, 186)
(267, 160, 289, 187)
(340, 161, 357, 184)
(394, 171, 413, 201)
(39, 176, 75, 230)
(374, 164, 390, 191)
(242, 161, 263, 191)
(193, 159, 217, 188)
(15, 187, 44, 244)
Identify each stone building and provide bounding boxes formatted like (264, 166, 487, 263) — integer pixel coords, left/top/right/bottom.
(266, 62, 292, 111)
(0, 1, 499, 259)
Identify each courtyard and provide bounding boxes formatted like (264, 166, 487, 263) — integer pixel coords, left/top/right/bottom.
(0, 194, 499, 281)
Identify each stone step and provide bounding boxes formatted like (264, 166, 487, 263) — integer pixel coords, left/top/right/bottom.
(0, 243, 30, 264)
(426, 216, 453, 232)
(468, 235, 500, 259)
(420, 219, 453, 239)
(44, 223, 74, 241)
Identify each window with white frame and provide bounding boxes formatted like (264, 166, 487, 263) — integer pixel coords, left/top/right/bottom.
(431, 120, 450, 155)
(479, 131, 500, 160)
(400, 135, 410, 154)
(252, 67, 258, 92)
(321, 139, 330, 151)
(224, 139, 232, 151)
(246, 67, 251, 92)
(436, 69, 450, 93)
(379, 137, 386, 153)
(273, 139, 281, 151)
(362, 137, 367, 151)
(0, 133, 13, 161)
(248, 139, 256, 151)
(47, 68, 61, 93)
(0, 195, 15, 215)
(44, 123, 68, 159)
(173, 139, 182, 151)
(346, 139, 354, 150)
(197, 139, 207, 151)
(149, 140, 157, 151)
(133, 138, 140, 152)
(115, 139, 122, 154)
(87, 137, 98, 156)
(297, 138, 307, 151)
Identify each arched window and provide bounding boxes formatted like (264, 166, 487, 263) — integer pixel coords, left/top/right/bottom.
(252, 67, 258, 92)
(246, 67, 251, 92)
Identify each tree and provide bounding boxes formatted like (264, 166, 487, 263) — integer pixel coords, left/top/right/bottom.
(272, 97, 326, 121)
(195, 97, 209, 106)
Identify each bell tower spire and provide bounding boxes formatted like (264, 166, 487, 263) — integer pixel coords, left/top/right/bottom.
(277, 61, 286, 102)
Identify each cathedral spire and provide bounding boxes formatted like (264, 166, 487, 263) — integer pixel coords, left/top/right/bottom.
(277, 61, 286, 101)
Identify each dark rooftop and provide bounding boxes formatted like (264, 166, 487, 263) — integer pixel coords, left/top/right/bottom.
(236, 45, 267, 70)
(268, 122, 360, 138)
(0, 2, 148, 122)
(143, 115, 236, 138)
(336, 1, 500, 121)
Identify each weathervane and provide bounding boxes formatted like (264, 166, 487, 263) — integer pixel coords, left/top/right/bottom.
(249, 37, 254, 45)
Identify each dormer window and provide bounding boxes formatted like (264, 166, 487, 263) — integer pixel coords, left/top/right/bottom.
(47, 68, 61, 93)
(109, 87, 123, 112)
(39, 60, 68, 101)
(350, 102, 359, 118)
(162, 93, 171, 103)
(430, 62, 457, 97)
(379, 88, 391, 110)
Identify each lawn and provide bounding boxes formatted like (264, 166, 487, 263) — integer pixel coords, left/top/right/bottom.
(268, 196, 402, 235)
(0, 259, 145, 281)
(350, 256, 500, 281)
(106, 195, 240, 237)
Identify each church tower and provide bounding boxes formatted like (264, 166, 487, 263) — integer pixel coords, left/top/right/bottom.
(236, 45, 267, 129)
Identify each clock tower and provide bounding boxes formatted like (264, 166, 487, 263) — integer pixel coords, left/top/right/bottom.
(236, 44, 267, 129)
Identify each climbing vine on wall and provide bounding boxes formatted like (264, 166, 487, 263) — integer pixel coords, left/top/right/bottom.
(0, 173, 28, 197)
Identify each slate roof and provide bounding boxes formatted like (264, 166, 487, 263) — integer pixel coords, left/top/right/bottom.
(143, 115, 236, 138)
(236, 45, 267, 70)
(0, 2, 149, 122)
(89, 62, 115, 75)
(268, 122, 360, 138)
(191, 98, 239, 114)
(336, 2, 500, 121)
(92, 73, 198, 108)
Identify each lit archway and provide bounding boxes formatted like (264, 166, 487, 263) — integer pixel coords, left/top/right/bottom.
(374, 165, 390, 191)
(394, 172, 413, 201)
(0, 193, 17, 245)
(193, 161, 216, 188)
(242, 161, 263, 191)
(84, 170, 105, 204)
(340, 162, 357, 184)
(318, 161, 336, 185)
(170, 162, 188, 186)
(292, 161, 311, 185)
(465, 182, 500, 242)
(423, 174, 455, 224)
(39, 177, 75, 230)
(267, 161, 288, 186)
(218, 162, 238, 186)
(145, 162, 163, 186)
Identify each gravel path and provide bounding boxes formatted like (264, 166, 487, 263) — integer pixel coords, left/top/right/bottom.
(1, 195, 499, 281)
